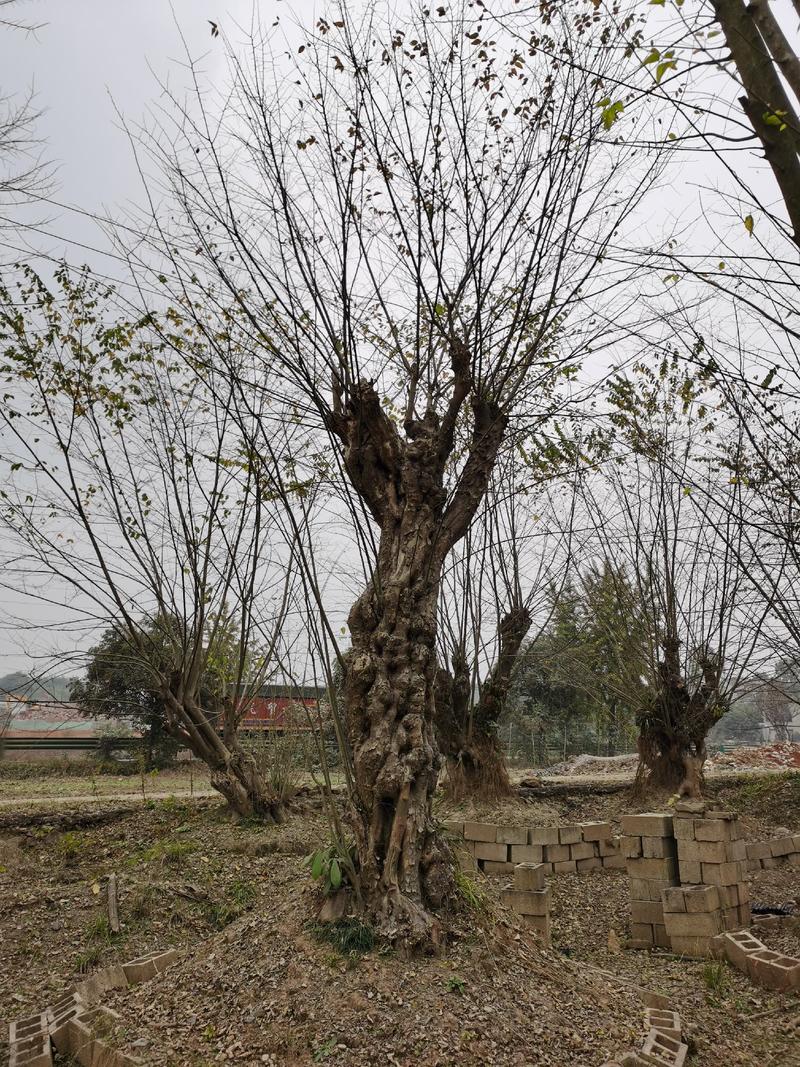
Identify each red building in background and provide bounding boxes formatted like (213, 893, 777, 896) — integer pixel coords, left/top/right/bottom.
(239, 684, 325, 732)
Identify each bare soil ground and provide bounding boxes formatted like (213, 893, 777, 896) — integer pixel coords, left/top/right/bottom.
(0, 772, 798, 1066)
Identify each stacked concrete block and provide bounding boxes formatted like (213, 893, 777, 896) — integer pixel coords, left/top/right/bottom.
(661, 884, 726, 957)
(500, 862, 551, 942)
(456, 820, 623, 876)
(622, 813, 678, 948)
(673, 806, 750, 932)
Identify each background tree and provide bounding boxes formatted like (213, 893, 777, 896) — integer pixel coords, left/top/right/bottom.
(588, 356, 771, 793)
(0, 267, 295, 819)
(509, 566, 648, 762)
(70, 616, 187, 769)
(435, 453, 575, 799)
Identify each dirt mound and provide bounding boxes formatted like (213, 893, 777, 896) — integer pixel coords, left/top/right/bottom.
(709, 742, 800, 771)
(106, 894, 646, 1066)
(542, 753, 639, 777)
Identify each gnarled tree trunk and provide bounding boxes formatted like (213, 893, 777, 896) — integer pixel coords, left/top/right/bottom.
(334, 377, 506, 945)
(162, 689, 283, 822)
(635, 637, 722, 795)
(436, 607, 531, 802)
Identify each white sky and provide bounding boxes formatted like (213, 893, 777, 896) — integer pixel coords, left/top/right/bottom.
(0, 0, 795, 678)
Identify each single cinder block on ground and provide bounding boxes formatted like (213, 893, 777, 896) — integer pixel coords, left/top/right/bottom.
(510, 843, 543, 864)
(9, 1013, 48, 1044)
(640, 1028, 688, 1067)
(9, 1032, 52, 1067)
(559, 824, 582, 845)
(482, 860, 514, 875)
(76, 965, 128, 1002)
(621, 813, 674, 838)
(581, 821, 612, 841)
(644, 1009, 681, 1041)
(501, 886, 551, 916)
(496, 825, 528, 845)
(122, 955, 159, 984)
(463, 822, 497, 842)
(47, 994, 87, 1051)
(514, 862, 546, 891)
(473, 841, 509, 863)
(721, 929, 766, 972)
(529, 826, 560, 846)
(746, 949, 800, 991)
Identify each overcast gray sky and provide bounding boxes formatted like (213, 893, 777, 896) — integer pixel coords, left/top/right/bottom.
(1, 1, 312, 264)
(0, 1, 310, 676)
(0, 0, 794, 680)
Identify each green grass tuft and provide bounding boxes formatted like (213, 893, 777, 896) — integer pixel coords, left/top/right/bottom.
(310, 917, 376, 956)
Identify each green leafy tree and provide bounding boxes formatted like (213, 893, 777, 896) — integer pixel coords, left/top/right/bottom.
(69, 617, 183, 769)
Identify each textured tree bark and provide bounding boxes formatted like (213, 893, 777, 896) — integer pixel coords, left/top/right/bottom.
(635, 638, 721, 795)
(711, 0, 800, 245)
(161, 689, 283, 822)
(332, 376, 507, 946)
(436, 607, 531, 802)
(342, 447, 453, 945)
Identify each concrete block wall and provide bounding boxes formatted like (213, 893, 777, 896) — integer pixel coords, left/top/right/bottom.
(622, 804, 754, 956)
(674, 806, 750, 930)
(444, 820, 624, 876)
(620, 813, 678, 949)
(744, 833, 800, 871)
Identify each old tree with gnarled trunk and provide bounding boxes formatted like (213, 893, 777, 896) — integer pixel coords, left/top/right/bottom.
(128, 4, 664, 943)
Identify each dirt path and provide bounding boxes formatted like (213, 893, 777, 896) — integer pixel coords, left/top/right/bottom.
(0, 787, 217, 809)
